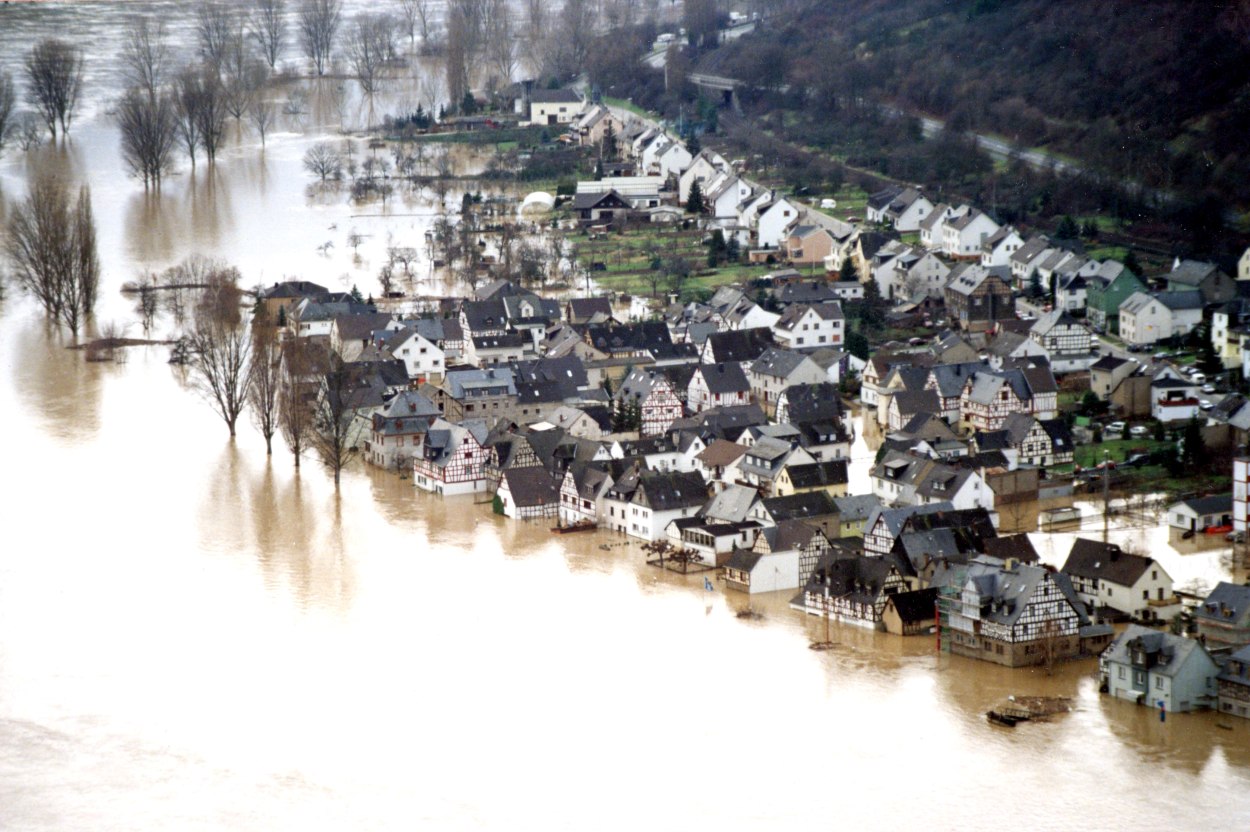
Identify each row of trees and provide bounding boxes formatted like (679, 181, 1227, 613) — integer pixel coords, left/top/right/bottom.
(178, 259, 362, 488)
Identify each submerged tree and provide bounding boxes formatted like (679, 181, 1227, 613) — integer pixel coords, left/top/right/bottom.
(0, 71, 15, 158)
(248, 320, 282, 454)
(116, 87, 179, 187)
(120, 19, 169, 102)
(310, 353, 361, 488)
(299, 0, 343, 76)
(5, 171, 99, 335)
(345, 13, 391, 95)
(184, 265, 253, 437)
(250, 0, 287, 69)
(23, 38, 84, 138)
(279, 336, 316, 468)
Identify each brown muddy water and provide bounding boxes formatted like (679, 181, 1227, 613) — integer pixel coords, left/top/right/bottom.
(1, 2, 1249, 830)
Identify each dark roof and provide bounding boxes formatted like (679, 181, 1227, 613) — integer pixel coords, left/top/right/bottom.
(891, 389, 941, 418)
(1195, 582, 1250, 626)
(1090, 355, 1131, 373)
(585, 321, 675, 356)
(762, 491, 838, 522)
(263, 280, 330, 300)
(461, 299, 508, 332)
(566, 297, 613, 321)
(981, 534, 1040, 564)
(637, 471, 708, 511)
(529, 88, 582, 104)
(572, 190, 632, 211)
(703, 328, 776, 363)
(696, 362, 750, 394)
(780, 383, 844, 423)
(1061, 538, 1152, 586)
(501, 466, 561, 507)
(1177, 493, 1233, 516)
(886, 588, 939, 624)
(784, 460, 849, 489)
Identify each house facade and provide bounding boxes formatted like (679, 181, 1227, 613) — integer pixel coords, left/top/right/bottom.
(1101, 626, 1219, 713)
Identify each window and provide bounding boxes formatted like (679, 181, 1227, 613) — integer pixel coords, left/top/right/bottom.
(1118, 667, 1126, 680)
(1143, 590, 1149, 600)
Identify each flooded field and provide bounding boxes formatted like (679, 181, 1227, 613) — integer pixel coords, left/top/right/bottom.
(2, 2, 1249, 830)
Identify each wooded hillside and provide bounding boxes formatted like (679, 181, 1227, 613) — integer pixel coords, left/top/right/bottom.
(717, 0, 1250, 209)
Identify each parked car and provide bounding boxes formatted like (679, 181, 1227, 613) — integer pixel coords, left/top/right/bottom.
(1107, 420, 1127, 434)
(1192, 372, 1207, 384)
(1227, 531, 1247, 543)
(1200, 399, 1214, 410)
(1130, 425, 1151, 438)
(1153, 351, 1169, 360)
(1202, 383, 1216, 393)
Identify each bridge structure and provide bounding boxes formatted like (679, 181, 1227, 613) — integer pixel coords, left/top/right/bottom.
(688, 73, 742, 112)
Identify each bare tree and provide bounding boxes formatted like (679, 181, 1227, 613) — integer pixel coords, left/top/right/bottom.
(310, 354, 361, 488)
(173, 66, 204, 168)
(303, 140, 343, 181)
(444, 5, 470, 112)
(249, 321, 282, 454)
(0, 72, 15, 157)
(185, 266, 253, 437)
(298, 0, 343, 76)
(345, 13, 391, 95)
(485, 0, 517, 86)
(5, 172, 99, 335)
(116, 87, 178, 188)
(221, 27, 269, 121)
(250, 101, 276, 146)
(397, 0, 421, 46)
(553, 0, 595, 79)
(196, 1, 236, 67)
(120, 19, 168, 103)
(279, 337, 316, 468)
(23, 39, 84, 139)
(189, 66, 228, 163)
(522, 0, 548, 76)
(250, 0, 286, 69)
(135, 270, 160, 334)
(15, 113, 44, 152)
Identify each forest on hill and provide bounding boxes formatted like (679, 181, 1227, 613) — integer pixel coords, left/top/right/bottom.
(587, 0, 1250, 261)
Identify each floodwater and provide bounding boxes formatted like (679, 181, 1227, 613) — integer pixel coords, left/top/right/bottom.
(2, 3, 1250, 830)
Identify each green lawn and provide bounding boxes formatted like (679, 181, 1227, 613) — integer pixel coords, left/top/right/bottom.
(1074, 438, 1172, 468)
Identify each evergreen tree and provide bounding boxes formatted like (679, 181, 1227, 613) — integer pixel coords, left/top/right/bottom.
(839, 258, 857, 282)
(350, 284, 364, 304)
(276, 305, 287, 327)
(461, 91, 478, 115)
(1029, 270, 1042, 298)
(1181, 418, 1204, 469)
(846, 330, 870, 360)
(1055, 215, 1079, 239)
(706, 229, 727, 267)
(686, 180, 705, 214)
(1123, 250, 1142, 276)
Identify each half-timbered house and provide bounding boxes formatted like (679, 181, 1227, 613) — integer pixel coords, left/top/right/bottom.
(413, 418, 493, 496)
(940, 556, 1102, 668)
(614, 368, 685, 436)
(793, 555, 909, 629)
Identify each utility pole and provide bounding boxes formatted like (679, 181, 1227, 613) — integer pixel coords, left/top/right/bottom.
(1103, 450, 1110, 543)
